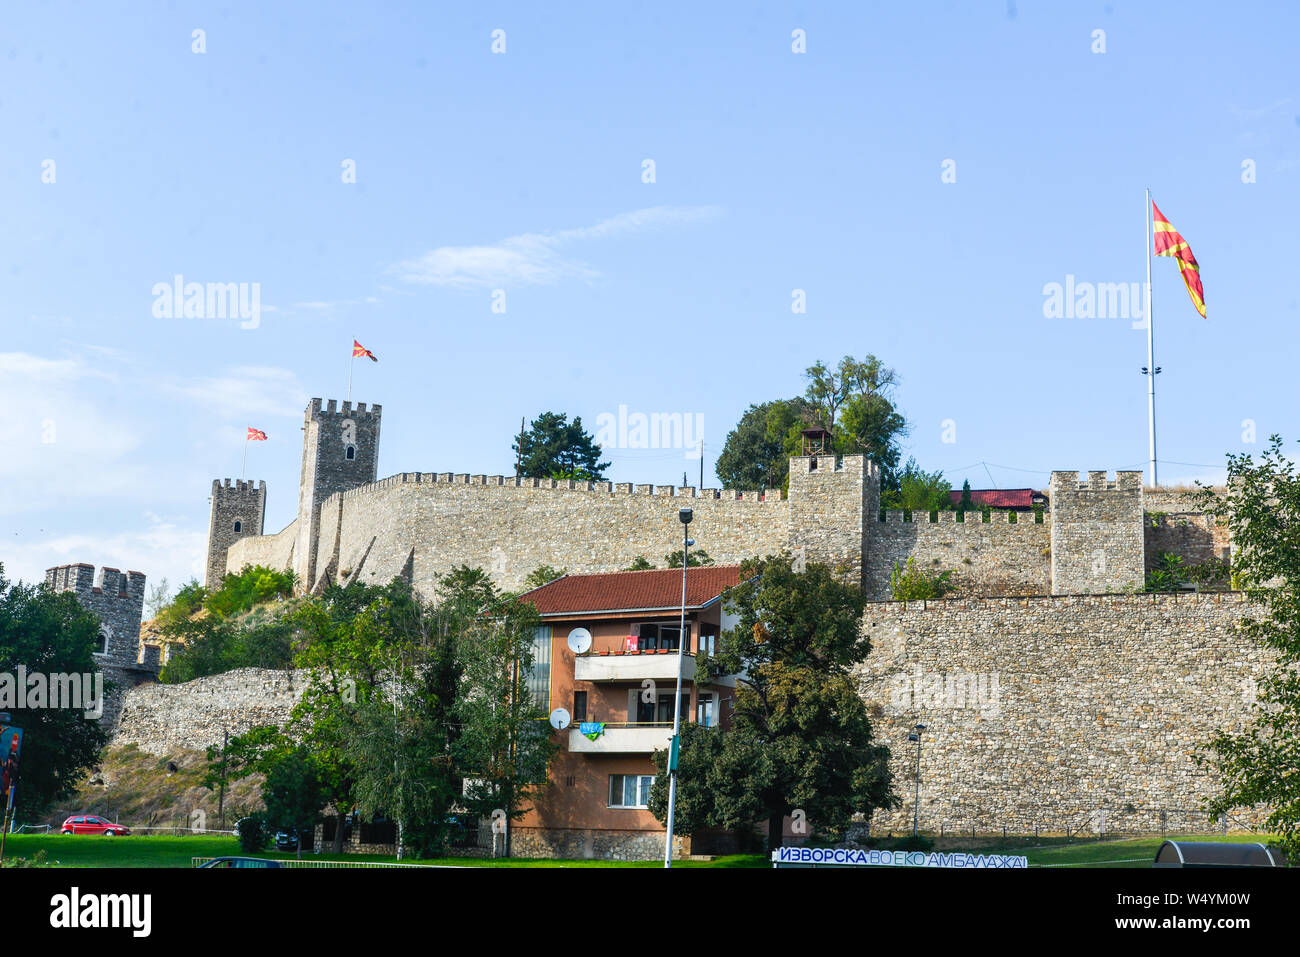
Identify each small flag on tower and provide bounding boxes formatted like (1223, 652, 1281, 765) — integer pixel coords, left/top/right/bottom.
(247, 427, 268, 441)
(353, 340, 378, 362)
(1152, 202, 1206, 318)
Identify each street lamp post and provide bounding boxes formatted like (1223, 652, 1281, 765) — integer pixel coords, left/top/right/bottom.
(664, 507, 693, 868)
(907, 723, 927, 836)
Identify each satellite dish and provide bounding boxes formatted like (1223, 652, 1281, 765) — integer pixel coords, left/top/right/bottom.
(567, 627, 592, 654)
(549, 708, 571, 730)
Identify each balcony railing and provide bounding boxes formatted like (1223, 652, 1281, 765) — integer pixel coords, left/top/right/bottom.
(574, 652, 697, 683)
(568, 723, 675, 754)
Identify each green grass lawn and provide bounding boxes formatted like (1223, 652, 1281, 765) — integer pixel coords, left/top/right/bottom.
(0, 832, 1276, 869)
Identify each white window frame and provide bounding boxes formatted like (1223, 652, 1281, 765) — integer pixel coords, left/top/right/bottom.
(607, 773, 655, 809)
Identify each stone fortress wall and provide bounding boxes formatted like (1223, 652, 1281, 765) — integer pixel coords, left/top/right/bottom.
(51, 395, 1264, 847)
(857, 592, 1269, 833)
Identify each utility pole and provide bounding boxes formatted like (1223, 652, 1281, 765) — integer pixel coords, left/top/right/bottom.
(515, 416, 525, 479)
(218, 728, 228, 831)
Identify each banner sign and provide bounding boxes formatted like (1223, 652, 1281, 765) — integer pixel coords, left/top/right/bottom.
(0, 724, 23, 816)
(771, 846, 1028, 869)
(579, 722, 605, 741)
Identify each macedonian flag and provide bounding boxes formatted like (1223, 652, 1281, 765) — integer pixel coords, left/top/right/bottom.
(352, 339, 378, 362)
(1152, 201, 1206, 318)
(247, 427, 268, 441)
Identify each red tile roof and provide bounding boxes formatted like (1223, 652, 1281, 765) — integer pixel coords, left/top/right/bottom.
(518, 566, 745, 616)
(947, 488, 1040, 509)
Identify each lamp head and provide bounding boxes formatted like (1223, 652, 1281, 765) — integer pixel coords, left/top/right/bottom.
(679, 507, 693, 525)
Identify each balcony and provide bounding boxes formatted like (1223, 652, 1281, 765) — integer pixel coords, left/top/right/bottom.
(568, 723, 674, 754)
(574, 651, 697, 683)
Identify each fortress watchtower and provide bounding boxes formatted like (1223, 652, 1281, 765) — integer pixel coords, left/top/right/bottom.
(294, 398, 382, 590)
(44, 563, 156, 724)
(1048, 470, 1145, 594)
(205, 479, 267, 589)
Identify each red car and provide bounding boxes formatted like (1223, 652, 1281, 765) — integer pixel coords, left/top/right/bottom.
(61, 815, 130, 836)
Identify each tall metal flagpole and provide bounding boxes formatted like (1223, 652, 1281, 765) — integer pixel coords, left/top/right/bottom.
(664, 509, 691, 868)
(1145, 188, 1158, 488)
(348, 353, 354, 403)
(241, 430, 248, 481)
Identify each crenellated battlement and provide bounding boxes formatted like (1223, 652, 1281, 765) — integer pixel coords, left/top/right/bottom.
(45, 563, 147, 601)
(332, 471, 778, 503)
(879, 509, 1044, 526)
(308, 397, 382, 420)
(212, 478, 266, 496)
(1050, 469, 1143, 491)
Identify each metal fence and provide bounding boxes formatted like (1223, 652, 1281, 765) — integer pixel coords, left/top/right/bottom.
(191, 856, 462, 869)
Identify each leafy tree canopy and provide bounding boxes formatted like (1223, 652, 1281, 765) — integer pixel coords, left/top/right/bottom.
(1196, 435, 1300, 859)
(0, 564, 109, 818)
(514, 411, 610, 482)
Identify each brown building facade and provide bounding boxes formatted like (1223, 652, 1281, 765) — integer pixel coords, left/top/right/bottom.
(512, 565, 747, 860)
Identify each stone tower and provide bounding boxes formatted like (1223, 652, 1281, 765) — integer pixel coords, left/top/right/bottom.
(786, 452, 877, 584)
(45, 564, 157, 725)
(1048, 470, 1145, 594)
(205, 479, 267, 589)
(294, 398, 381, 591)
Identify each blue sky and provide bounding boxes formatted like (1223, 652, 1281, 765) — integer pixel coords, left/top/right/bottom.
(2, 1, 1297, 594)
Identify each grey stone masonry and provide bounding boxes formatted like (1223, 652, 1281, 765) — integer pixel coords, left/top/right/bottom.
(787, 454, 875, 582)
(44, 563, 157, 726)
(294, 398, 381, 592)
(205, 479, 267, 588)
(111, 667, 306, 755)
(858, 592, 1271, 833)
(1049, 470, 1145, 594)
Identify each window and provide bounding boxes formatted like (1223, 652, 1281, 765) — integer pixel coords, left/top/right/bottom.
(95, 631, 108, 655)
(608, 774, 655, 809)
(573, 690, 588, 722)
(635, 691, 690, 727)
(697, 693, 717, 727)
(345, 445, 356, 460)
(636, 622, 689, 653)
(525, 626, 552, 709)
(697, 632, 716, 656)
(233, 520, 242, 533)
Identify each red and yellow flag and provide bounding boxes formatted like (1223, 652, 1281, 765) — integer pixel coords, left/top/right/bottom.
(1152, 202, 1206, 318)
(247, 427, 268, 441)
(352, 339, 378, 362)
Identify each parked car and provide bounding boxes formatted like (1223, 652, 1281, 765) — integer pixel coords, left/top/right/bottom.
(274, 829, 309, 852)
(198, 857, 283, 868)
(61, 815, 130, 836)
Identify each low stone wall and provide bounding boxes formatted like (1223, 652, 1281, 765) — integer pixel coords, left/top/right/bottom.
(111, 668, 307, 755)
(511, 827, 686, 861)
(857, 592, 1272, 833)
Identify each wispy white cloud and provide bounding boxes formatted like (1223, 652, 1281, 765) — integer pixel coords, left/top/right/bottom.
(160, 365, 307, 419)
(3, 514, 207, 595)
(390, 205, 722, 288)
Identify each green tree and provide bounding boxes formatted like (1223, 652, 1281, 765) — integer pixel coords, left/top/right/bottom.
(664, 548, 714, 568)
(514, 412, 610, 481)
(452, 570, 557, 857)
(261, 748, 327, 859)
(1196, 436, 1300, 859)
(803, 356, 908, 485)
(889, 557, 955, 601)
(290, 578, 432, 855)
(522, 565, 567, 590)
(715, 399, 813, 490)
(0, 565, 110, 819)
(956, 480, 973, 515)
(648, 554, 897, 850)
(623, 556, 656, 571)
(882, 458, 953, 512)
